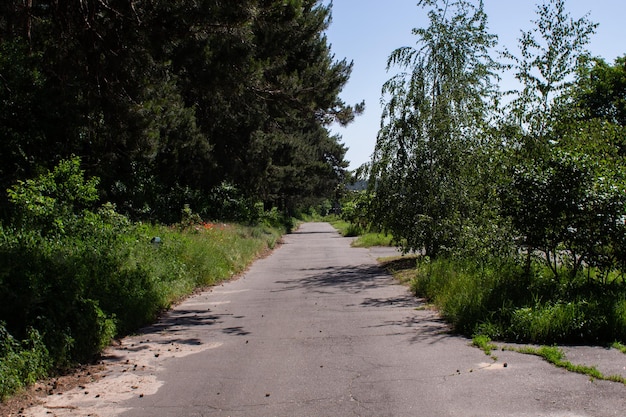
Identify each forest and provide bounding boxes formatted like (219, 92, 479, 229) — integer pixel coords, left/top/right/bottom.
(0, 0, 362, 223)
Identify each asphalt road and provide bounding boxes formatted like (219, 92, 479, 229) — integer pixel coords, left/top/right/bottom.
(26, 222, 626, 417)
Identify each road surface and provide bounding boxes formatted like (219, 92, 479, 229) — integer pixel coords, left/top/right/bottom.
(26, 222, 626, 416)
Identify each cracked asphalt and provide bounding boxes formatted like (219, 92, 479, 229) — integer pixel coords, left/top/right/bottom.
(26, 222, 626, 416)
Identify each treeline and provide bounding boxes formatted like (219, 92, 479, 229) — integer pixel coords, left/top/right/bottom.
(0, 0, 362, 223)
(351, 0, 626, 344)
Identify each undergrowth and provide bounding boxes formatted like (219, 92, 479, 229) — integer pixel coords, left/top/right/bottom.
(396, 256, 626, 345)
(0, 159, 285, 401)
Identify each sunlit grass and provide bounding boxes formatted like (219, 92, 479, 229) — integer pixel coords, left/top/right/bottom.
(506, 344, 626, 385)
(381, 254, 626, 344)
(352, 232, 394, 247)
(613, 342, 626, 354)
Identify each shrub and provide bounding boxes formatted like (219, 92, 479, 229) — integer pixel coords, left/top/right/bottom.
(611, 298, 626, 342)
(0, 158, 286, 400)
(0, 324, 50, 400)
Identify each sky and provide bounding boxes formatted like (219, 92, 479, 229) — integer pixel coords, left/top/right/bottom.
(324, 0, 626, 170)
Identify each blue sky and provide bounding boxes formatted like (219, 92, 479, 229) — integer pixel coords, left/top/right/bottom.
(324, 0, 626, 170)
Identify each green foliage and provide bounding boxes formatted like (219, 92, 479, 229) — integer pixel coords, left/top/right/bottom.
(472, 334, 497, 357)
(0, 325, 50, 401)
(340, 191, 371, 231)
(6, 156, 99, 233)
(501, 0, 597, 139)
(613, 342, 626, 354)
(351, 232, 395, 248)
(0, 0, 359, 224)
(572, 55, 626, 126)
(500, 150, 626, 279)
(371, 0, 624, 348)
(370, 0, 499, 257)
(0, 158, 284, 399)
(410, 257, 524, 335)
(510, 300, 605, 343)
(0, 39, 49, 211)
(508, 344, 626, 385)
(407, 255, 626, 344)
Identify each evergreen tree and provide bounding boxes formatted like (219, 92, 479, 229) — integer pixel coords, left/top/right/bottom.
(0, 0, 360, 221)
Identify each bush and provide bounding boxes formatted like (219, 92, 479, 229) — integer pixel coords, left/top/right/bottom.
(613, 298, 626, 339)
(0, 324, 50, 401)
(0, 158, 286, 400)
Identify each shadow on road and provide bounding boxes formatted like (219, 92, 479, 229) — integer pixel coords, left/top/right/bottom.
(134, 308, 250, 341)
(360, 294, 417, 308)
(274, 263, 394, 294)
(272, 262, 460, 346)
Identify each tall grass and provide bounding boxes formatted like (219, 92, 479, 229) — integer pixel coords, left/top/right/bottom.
(329, 219, 395, 247)
(0, 326, 50, 400)
(0, 221, 282, 400)
(0, 157, 288, 400)
(406, 256, 626, 344)
(351, 232, 394, 247)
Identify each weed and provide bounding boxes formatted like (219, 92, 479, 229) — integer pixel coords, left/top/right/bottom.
(387, 254, 626, 345)
(0, 326, 50, 401)
(472, 334, 497, 359)
(505, 344, 626, 385)
(612, 342, 626, 354)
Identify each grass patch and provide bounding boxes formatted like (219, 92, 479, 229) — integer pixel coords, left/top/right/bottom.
(352, 232, 394, 248)
(472, 334, 498, 359)
(470, 336, 626, 385)
(505, 345, 626, 385)
(0, 220, 283, 401)
(380, 256, 418, 284)
(612, 342, 626, 354)
(399, 255, 626, 345)
(328, 220, 395, 247)
(328, 219, 353, 236)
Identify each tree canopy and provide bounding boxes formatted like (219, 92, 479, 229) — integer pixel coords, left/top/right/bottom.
(0, 0, 362, 222)
(368, 0, 626, 281)
(369, 0, 499, 257)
